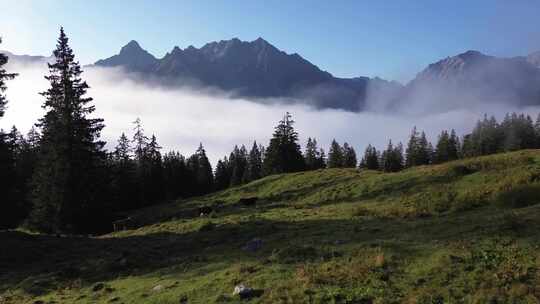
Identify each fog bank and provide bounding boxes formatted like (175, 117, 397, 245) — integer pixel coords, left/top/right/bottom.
(1, 63, 539, 164)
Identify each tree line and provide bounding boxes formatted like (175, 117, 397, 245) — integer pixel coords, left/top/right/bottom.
(2, 29, 540, 234)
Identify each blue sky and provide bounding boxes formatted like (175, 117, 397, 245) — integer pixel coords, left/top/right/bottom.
(2, 0, 540, 82)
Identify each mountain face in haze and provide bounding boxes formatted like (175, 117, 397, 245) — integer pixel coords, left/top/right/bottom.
(401, 50, 540, 110)
(0, 51, 52, 67)
(93, 38, 400, 111)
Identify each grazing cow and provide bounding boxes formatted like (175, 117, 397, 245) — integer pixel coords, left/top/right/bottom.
(238, 197, 258, 207)
(198, 206, 213, 217)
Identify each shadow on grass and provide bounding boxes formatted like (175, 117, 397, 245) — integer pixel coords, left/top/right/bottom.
(3, 204, 540, 298)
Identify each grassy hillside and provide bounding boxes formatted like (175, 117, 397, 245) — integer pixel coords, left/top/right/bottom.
(3, 150, 540, 303)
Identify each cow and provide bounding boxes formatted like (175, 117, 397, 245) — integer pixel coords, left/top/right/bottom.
(198, 206, 214, 217)
(238, 197, 258, 207)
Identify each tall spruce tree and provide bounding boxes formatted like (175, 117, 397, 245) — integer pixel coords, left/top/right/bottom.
(342, 142, 357, 168)
(263, 112, 305, 175)
(0, 129, 17, 228)
(214, 157, 231, 191)
(162, 151, 188, 199)
(187, 143, 214, 195)
(359, 144, 379, 170)
(110, 133, 137, 211)
(229, 145, 248, 186)
(0, 38, 18, 228)
(304, 137, 325, 170)
(243, 141, 263, 183)
(327, 139, 343, 168)
(381, 140, 404, 172)
(406, 127, 431, 167)
(145, 135, 164, 204)
(0, 38, 17, 118)
(29, 28, 108, 233)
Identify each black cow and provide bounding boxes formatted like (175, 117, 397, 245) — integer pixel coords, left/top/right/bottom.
(198, 206, 213, 217)
(238, 197, 258, 207)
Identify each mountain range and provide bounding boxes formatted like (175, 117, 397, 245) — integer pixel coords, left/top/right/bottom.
(93, 38, 404, 111)
(3, 38, 540, 112)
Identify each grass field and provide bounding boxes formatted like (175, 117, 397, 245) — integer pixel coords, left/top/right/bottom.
(3, 150, 540, 303)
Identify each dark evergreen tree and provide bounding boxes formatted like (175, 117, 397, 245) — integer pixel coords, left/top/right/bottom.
(448, 129, 460, 160)
(145, 135, 164, 204)
(214, 157, 231, 191)
(0, 129, 17, 228)
(110, 133, 138, 211)
(342, 142, 357, 168)
(132, 117, 148, 162)
(0, 39, 18, 228)
(468, 115, 503, 156)
(29, 28, 108, 233)
(359, 144, 379, 170)
(263, 112, 305, 175)
(13, 127, 40, 222)
(304, 137, 325, 170)
(327, 139, 343, 168)
(187, 143, 214, 195)
(243, 141, 263, 183)
(406, 127, 431, 167)
(229, 145, 248, 186)
(501, 113, 536, 151)
(433, 130, 458, 164)
(162, 151, 188, 199)
(381, 140, 404, 172)
(0, 38, 17, 118)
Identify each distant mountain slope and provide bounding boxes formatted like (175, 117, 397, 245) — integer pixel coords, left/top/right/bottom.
(0, 50, 52, 67)
(93, 38, 401, 111)
(400, 50, 540, 110)
(94, 40, 158, 72)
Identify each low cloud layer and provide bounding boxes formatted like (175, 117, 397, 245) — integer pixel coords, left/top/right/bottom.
(1, 62, 539, 164)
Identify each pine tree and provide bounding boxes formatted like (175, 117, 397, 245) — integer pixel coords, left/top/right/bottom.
(405, 127, 419, 167)
(406, 127, 431, 167)
(243, 141, 263, 183)
(381, 140, 404, 172)
(360, 144, 379, 170)
(13, 127, 40, 222)
(0, 38, 17, 118)
(110, 133, 137, 211)
(230, 145, 247, 186)
(434, 130, 450, 163)
(162, 151, 188, 199)
(0, 128, 17, 228)
(317, 148, 327, 169)
(0, 39, 18, 228)
(304, 137, 325, 170)
(448, 129, 460, 161)
(187, 143, 214, 195)
(327, 139, 343, 168)
(145, 135, 164, 204)
(29, 28, 108, 233)
(132, 117, 148, 162)
(342, 142, 357, 168)
(214, 157, 231, 191)
(263, 112, 305, 175)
